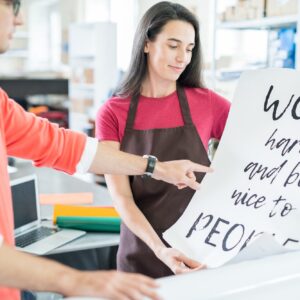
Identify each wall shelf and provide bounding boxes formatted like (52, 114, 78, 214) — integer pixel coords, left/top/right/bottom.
(70, 83, 95, 91)
(1, 50, 29, 58)
(68, 22, 117, 133)
(217, 15, 298, 30)
(211, 0, 300, 99)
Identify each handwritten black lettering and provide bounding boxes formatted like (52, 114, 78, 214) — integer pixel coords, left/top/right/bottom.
(269, 196, 285, 218)
(292, 96, 300, 119)
(222, 224, 245, 251)
(244, 160, 287, 184)
(240, 231, 263, 251)
(284, 161, 300, 188)
(283, 238, 299, 246)
(186, 212, 213, 238)
(281, 202, 296, 217)
(205, 218, 229, 247)
(186, 214, 257, 253)
(268, 195, 295, 218)
(265, 128, 300, 156)
(232, 188, 266, 209)
(264, 85, 296, 120)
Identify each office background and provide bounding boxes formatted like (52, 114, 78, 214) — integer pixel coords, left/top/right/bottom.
(2, 0, 299, 298)
(2, 0, 298, 143)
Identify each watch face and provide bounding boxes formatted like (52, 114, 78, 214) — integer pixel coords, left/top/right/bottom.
(143, 155, 157, 177)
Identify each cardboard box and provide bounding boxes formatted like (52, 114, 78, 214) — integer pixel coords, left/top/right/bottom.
(221, 0, 266, 21)
(71, 67, 94, 84)
(71, 98, 93, 114)
(84, 68, 94, 84)
(266, 0, 298, 17)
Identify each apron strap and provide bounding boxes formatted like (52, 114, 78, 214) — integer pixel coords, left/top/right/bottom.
(176, 84, 193, 126)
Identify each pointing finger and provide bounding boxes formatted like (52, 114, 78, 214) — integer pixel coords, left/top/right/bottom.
(190, 162, 213, 173)
(187, 171, 196, 181)
(184, 178, 200, 190)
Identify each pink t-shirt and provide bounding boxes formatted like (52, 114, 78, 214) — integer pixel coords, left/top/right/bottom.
(0, 89, 86, 300)
(96, 87, 230, 150)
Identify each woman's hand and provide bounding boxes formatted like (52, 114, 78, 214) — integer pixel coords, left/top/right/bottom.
(155, 247, 206, 275)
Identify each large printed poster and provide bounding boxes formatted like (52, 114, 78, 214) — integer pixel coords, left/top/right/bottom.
(163, 69, 300, 267)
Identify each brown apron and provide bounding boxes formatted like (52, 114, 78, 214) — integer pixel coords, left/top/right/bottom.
(118, 85, 210, 278)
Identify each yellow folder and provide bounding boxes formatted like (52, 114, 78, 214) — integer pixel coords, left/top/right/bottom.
(53, 204, 119, 224)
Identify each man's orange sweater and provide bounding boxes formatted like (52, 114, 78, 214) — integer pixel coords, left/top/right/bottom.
(0, 89, 86, 299)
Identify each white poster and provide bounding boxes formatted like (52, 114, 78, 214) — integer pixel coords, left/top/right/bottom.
(163, 69, 300, 268)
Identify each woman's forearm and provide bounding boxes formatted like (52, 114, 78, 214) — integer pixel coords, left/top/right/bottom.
(114, 196, 166, 256)
(104, 169, 167, 257)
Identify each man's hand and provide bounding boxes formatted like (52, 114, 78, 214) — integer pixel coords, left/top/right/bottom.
(155, 247, 206, 275)
(152, 160, 213, 190)
(65, 270, 161, 300)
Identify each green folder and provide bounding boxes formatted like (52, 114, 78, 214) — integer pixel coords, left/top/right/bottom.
(57, 216, 121, 233)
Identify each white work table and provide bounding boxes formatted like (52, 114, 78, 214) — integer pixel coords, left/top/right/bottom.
(157, 250, 300, 300)
(64, 250, 300, 300)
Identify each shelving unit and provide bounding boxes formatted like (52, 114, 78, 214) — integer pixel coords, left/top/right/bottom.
(2, 50, 29, 58)
(0, 0, 30, 76)
(0, 30, 30, 75)
(210, 0, 300, 100)
(216, 14, 298, 29)
(68, 22, 117, 133)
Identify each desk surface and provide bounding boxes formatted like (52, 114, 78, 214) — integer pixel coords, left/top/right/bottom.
(10, 160, 120, 254)
(63, 251, 300, 299)
(156, 250, 300, 300)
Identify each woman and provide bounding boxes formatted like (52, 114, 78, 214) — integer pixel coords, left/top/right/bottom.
(96, 1, 230, 278)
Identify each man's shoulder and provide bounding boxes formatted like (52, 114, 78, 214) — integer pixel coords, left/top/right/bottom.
(0, 88, 9, 109)
(0, 87, 8, 98)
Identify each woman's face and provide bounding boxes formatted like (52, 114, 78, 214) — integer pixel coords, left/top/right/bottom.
(144, 20, 195, 84)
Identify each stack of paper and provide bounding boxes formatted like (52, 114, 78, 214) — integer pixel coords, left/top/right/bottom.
(40, 192, 93, 205)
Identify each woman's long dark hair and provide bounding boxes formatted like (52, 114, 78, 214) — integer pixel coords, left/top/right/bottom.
(115, 1, 205, 98)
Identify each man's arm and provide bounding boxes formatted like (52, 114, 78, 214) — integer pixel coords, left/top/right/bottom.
(88, 143, 212, 190)
(2, 91, 211, 189)
(0, 243, 160, 300)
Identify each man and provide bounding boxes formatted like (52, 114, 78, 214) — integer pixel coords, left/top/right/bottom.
(0, 1, 211, 299)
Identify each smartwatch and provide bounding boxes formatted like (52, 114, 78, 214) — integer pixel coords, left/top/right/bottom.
(142, 155, 157, 178)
